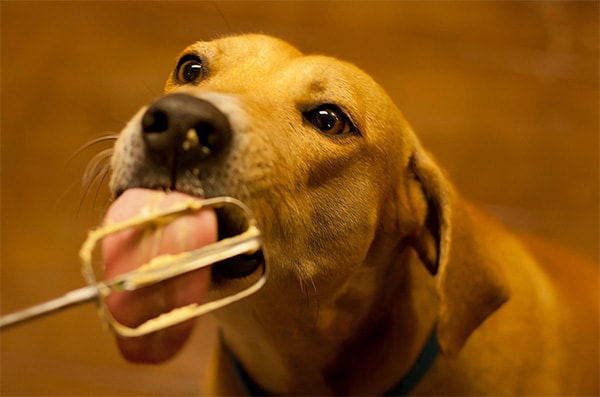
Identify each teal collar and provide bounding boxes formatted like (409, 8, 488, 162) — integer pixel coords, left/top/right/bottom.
(222, 326, 440, 396)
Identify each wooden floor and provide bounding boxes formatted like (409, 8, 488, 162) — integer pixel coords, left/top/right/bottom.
(1, 2, 598, 395)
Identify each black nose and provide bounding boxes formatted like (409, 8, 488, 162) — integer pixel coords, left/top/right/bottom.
(141, 93, 232, 165)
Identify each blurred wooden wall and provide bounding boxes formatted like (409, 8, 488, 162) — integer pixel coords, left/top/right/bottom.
(1, 2, 597, 395)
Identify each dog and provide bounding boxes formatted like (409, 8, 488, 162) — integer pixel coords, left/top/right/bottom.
(107, 34, 599, 395)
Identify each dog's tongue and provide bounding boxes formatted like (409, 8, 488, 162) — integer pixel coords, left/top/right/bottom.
(101, 188, 217, 363)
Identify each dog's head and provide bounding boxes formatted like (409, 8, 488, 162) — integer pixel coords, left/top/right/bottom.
(109, 34, 508, 356)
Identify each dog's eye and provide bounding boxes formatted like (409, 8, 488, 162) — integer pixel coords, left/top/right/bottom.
(175, 55, 205, 84)
(303, 105, 357, 136)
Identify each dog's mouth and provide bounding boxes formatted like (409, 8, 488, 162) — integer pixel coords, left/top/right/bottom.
(100, 188, 264, 363)
(214, 206, 265, 281)
(110, 187, 263, 281)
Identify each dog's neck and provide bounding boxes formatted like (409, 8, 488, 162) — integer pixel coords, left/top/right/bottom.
(215, 248, 438, 395)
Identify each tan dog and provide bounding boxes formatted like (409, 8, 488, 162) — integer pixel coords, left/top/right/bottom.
(109, 34, 599, 395)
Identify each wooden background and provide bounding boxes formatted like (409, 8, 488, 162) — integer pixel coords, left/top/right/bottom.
(1, 2, 597, 395)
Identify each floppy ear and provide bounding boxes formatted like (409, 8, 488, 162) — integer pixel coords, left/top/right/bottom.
(408, 148, 510, 356)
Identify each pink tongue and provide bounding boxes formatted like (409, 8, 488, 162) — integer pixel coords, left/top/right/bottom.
(101, 188, 217, 363)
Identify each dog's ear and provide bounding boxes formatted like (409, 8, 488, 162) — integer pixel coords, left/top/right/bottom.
(408, 149, 510, 356)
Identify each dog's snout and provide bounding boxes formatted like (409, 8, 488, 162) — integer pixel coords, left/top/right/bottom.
(141, 94, 231, 161)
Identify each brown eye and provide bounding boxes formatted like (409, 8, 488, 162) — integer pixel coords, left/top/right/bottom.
(175, 55, 205, 84)
(303, 105, 357, 136)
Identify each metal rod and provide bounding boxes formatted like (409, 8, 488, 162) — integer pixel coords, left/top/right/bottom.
(0, 286, 98, 331)
(0, 196, 266, 333)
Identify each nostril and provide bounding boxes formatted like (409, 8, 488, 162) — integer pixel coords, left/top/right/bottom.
(195, 122, 225, 154)
(142, 106, 178, 154)
(142, 108, 169, 134)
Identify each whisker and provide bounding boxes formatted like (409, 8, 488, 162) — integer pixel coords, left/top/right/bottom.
(69, 133, 119, 164)
(78, 165, 109, 217)
(298, 273, 321, 329)
(82, 148, 113, 189)
(78, 148, 114, 216)
(299, 277, 310, 306)
(309, 277, 320, 328)
(92, 163, 112, 208)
